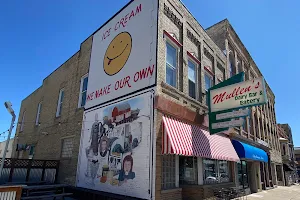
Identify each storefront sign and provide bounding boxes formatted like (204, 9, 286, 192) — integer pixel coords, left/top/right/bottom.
(208, 73, 244, 135)
(212, 118, 244, 129)
(85, 0, 158, 109)
(76, 92, 153, 199)
(216, 109, 250, 120)
(257, 138, 269, 147)
(210, 77, 267, 112)
(252, 155, 264, 161)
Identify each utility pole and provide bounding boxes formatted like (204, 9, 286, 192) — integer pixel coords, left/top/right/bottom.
(0, 102, 16, 177)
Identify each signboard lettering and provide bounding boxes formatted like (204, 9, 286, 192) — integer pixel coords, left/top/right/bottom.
(212, 119, 244, 129)
(216, 109, 250, 120)
(85, 0, 158, 109)
(210, 77, 267, 113)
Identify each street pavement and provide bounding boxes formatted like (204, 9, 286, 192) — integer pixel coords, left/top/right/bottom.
(246, 185, 300, 200)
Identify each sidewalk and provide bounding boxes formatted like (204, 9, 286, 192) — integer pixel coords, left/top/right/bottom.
(246, 185, 300, 200)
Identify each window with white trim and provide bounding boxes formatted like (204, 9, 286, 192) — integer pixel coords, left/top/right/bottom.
(204, 73, 213, 105)
(20, 111, 26, 132)
(237, 60, 243, 74)
(78, 74, 88, 108)
(188, 60, 196, 99)
(249, 114, 253, 135)
(229, 54, 236, 78)
(242, 112, 247, 131)
(35, 102, 42, 126)
(162, 155, 176, 190)
(166, 42, 177, 87)
(56, 89, 64, 117)
(61, 137, 73, 158)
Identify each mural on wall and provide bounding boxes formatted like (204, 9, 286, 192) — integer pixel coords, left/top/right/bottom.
(77, 92, 153, 199)
(85, 0, 158, 109)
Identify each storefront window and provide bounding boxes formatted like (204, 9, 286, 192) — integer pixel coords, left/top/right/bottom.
(179, 156, 198, 185)
(219, 160, 230, 183)
(203, 159, 217, 184)
(203, 159, 231, 184)
(237, 161, 249, 188)
(276, 165, 283, 181)
(162, 155, 176, 190)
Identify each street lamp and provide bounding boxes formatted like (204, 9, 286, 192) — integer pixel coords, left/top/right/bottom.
(0, 102, 16, 177)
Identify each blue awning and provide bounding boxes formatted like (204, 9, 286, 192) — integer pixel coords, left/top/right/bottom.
(232, 140, 268, 162)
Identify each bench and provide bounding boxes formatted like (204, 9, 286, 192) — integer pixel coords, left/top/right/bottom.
(22, 184, 68, 191)
(20, 193, 73, 200)
(21, 184, 72, 200)
(3, 181, 47, 186)
(0, 185, 23, 200)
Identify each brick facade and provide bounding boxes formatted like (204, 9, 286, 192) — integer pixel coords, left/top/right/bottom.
(12, 36, 93, 185)
(206, 20, 280, 160)
(207, 19, 282, 188)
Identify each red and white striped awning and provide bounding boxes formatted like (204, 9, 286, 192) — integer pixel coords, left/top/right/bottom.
(162, 115, 239, 162)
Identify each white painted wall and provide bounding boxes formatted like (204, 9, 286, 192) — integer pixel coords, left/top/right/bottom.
(0, 139, 14, 158)
(76, 91, 154, 199)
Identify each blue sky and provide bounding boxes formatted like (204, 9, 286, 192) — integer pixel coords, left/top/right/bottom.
(0, 0, 299, 146)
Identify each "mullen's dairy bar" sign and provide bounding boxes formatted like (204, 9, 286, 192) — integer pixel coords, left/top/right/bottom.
(210, 77, 267, 112)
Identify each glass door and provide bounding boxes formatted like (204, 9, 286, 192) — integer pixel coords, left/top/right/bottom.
(238, 161, 249, 188)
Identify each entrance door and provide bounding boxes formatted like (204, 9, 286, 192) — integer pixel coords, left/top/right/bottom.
(264, 163, 269, 188)
(268, 159, 273, 187)
(260, 162, 266, 189)
(237, 161, 249, 189)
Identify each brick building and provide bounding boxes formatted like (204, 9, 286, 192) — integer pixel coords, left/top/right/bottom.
(12, 0, 282, 199)
(278, 124, 297, 186)
(206, 19, 283, 190)
(0, 139, 14, 158)
(294, 147, 300, 182)
(12, 37, 92, 184)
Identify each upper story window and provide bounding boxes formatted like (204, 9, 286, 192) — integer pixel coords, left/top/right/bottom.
(166, 42, 177, 88)
(242, 117, 247, 131)
(35, 102, 42, 126)
(78, 74, 88, 108)
(237, 59, 244, 74)
(229, 60, 235, 77)
(56, 89, 64, 117)
(282, 144, 286, 156)
(249, 71, 255, 80)
(228, 52, 236, 78)
(205, 73, 213, 91)
(20, 111, 26, 132)
(205, 73, 213, 106)
(249, 113, 253, 135)
(188, 60, 196, 99)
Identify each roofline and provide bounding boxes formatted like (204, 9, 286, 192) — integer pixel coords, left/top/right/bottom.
(43, 50, 79, 82)
(19, 0, 136, 106)
(22, 86, 42, 102)
(178, 0, 226, 61)
(81, 0, 134, 45)
(225, 21, 275, 98)
(206, 18, 228, 31)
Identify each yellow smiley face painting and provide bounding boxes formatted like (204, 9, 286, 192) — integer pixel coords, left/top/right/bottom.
(103, 32, 132, 76)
